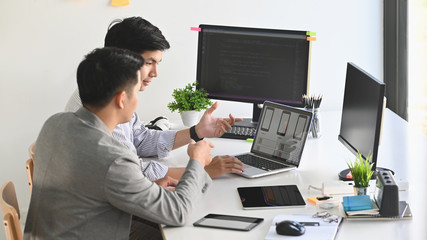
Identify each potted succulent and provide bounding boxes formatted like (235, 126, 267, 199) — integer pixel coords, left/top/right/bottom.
(347, 152, 374, 195)
(167, 81, 213, 127)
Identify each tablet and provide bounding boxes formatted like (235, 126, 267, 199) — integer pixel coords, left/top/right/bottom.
(237, 185, 306, 209)
(193, 214, 264, 231)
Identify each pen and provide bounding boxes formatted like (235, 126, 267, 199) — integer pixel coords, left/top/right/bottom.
(300, 222, 320, 226)
(317, 196, 332, 201)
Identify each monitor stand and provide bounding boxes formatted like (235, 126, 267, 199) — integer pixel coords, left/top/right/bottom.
(234, 103, 262, 129)
(338, 167, 395, 181)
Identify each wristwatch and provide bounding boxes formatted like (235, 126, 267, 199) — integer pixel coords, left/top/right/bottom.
(190, 125, 204, 142)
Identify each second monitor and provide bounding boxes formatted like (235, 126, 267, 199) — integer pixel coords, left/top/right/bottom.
(196, 24, 312, 128)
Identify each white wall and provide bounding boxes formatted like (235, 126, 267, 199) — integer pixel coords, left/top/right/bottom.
(0, 0, 382, 237)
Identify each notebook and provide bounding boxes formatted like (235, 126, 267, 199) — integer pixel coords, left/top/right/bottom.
(342, 195, 372, 211)
(235, 101, 313, 178)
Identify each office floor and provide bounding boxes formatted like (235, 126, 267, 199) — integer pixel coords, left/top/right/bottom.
(409, 0, 427, 136)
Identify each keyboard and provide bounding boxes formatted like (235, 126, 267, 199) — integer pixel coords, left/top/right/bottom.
(221, 126, 256, 140)
(236, 154, 285, 171)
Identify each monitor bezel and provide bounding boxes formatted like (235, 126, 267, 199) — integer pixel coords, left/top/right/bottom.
(195, 24, 311, 112)
(338, 62, 386, 172)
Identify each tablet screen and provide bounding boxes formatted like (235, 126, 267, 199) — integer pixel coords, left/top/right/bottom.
(237, 185, 306, 209)
(193, 214, 263, 231)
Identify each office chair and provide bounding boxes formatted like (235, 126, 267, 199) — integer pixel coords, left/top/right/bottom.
(25, 142, 35, 194)
(0, 181, 23, 240)
(25, 160, 34, 194)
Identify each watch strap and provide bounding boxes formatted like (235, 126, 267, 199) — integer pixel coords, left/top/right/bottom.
(190, 125, 204, 142)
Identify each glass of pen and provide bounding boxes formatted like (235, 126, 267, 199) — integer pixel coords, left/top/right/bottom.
(303, 94, 322, 139)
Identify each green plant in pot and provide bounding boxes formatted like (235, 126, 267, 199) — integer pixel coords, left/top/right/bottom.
(347, 152, 374, 195)
(167, 81, 213, 127)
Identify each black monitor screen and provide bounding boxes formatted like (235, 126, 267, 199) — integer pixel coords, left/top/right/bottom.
(196, 25, 311, 123)
(338, 62, 385, 171)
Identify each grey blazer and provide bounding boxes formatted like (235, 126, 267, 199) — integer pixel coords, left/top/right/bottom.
(24, 108, 212, 240)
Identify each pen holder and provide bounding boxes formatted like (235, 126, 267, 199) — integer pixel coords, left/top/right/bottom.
(307, 108, 321, 138)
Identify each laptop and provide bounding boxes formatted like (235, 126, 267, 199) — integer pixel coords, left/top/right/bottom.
(235, 101, 313, 178)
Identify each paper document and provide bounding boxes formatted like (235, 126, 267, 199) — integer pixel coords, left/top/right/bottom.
(265, 214, 342, 240)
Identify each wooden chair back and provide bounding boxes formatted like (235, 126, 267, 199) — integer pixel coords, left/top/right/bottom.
(26, 142, 35, 194)
(0, 181, 23, 240)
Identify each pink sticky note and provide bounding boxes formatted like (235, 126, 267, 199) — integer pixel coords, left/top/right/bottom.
(190, 27, 201, 32)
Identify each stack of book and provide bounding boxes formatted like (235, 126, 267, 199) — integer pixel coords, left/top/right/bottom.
(343, 195, 411, 220)
(343, 195, 379, 217)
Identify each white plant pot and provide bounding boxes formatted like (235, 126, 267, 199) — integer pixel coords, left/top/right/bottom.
(180, 110, 201, 127)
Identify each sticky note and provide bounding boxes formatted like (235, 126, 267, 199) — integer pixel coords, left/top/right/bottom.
(306, 31, 317, 36)
(111, 0, 129, 6)
(190, 27, 201, 32)
(307, 197, 318, 205)
(246, 138, 253, 143)
(307, 36, 317, 41)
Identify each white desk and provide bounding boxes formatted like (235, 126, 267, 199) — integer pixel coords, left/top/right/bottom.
(158, 109, 427, 240)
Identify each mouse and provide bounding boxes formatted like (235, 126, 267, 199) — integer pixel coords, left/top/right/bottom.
(276, 220, 305, 236)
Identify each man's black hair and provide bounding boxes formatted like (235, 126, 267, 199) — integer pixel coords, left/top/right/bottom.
(77, 47, 144, 109)
(104, 17, 170, 54)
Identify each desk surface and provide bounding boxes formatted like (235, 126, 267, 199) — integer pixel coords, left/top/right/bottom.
(157, 109, 427, 240)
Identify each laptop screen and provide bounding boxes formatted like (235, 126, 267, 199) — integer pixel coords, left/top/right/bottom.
(251, 101, 313, 166)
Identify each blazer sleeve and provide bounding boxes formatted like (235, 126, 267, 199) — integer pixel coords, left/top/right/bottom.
(104, 155, 212, 226)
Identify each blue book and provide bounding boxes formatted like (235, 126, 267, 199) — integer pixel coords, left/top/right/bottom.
(343, 195, 372, 211)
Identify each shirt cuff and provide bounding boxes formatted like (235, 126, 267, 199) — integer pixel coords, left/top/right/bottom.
(157, 130, 178, 159)
(140, 159, 169, 181)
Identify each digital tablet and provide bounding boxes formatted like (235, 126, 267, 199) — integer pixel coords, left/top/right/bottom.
(193, 214, 264, 231)
(237, 185, 306, 209)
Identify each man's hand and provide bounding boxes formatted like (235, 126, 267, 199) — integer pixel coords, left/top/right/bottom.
(187, 140, 215, 167)
(155, 176, 178, 191)
(205, 155, 244, 179)
(195, 101, 243, 138)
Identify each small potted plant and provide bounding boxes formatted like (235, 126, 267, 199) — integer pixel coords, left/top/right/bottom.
(167, 81, 213, 126)
(347, 152, 374, 195)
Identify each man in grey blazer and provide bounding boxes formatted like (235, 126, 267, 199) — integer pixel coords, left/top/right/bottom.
(65, 17, 244, 182)
(24, 47, 214, 239)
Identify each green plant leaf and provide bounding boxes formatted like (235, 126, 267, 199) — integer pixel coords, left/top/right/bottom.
(167, 81, 213, 113)
(346, 152, 374, 187)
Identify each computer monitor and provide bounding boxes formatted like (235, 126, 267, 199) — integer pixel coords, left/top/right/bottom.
(196, 24, 311, 127)
(338, 62, 390, 181)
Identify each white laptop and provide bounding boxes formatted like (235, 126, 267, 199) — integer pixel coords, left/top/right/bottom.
(235, 101, 313, 178)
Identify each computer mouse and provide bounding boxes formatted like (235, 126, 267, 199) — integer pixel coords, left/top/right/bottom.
(276, 220, 305, 236)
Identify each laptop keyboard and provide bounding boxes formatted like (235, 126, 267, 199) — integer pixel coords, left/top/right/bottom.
(236, 154, 286, 171)
(221, 126, 256, 140)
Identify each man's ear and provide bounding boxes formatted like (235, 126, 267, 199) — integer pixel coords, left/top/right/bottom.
(115, 91, 126, 109)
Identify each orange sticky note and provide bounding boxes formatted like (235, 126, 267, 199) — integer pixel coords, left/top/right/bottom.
(111, 0, 129, 7)
(307, 197, 318, 205)
(307, 36, 317, 41)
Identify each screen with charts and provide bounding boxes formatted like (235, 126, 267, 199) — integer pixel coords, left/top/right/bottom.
(252, 104, 311, 165)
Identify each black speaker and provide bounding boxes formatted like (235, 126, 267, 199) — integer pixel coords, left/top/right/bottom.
(374, 170, 399, 217)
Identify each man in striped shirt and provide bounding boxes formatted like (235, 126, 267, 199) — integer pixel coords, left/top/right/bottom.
(65, 17, 244, 182)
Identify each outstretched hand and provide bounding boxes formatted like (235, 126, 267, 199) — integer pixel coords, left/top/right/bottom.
(205, 155, 244, 179)
(195, 102, 243, 138)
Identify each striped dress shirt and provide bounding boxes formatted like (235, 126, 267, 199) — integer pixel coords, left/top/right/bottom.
(64, 89, 176, 181)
